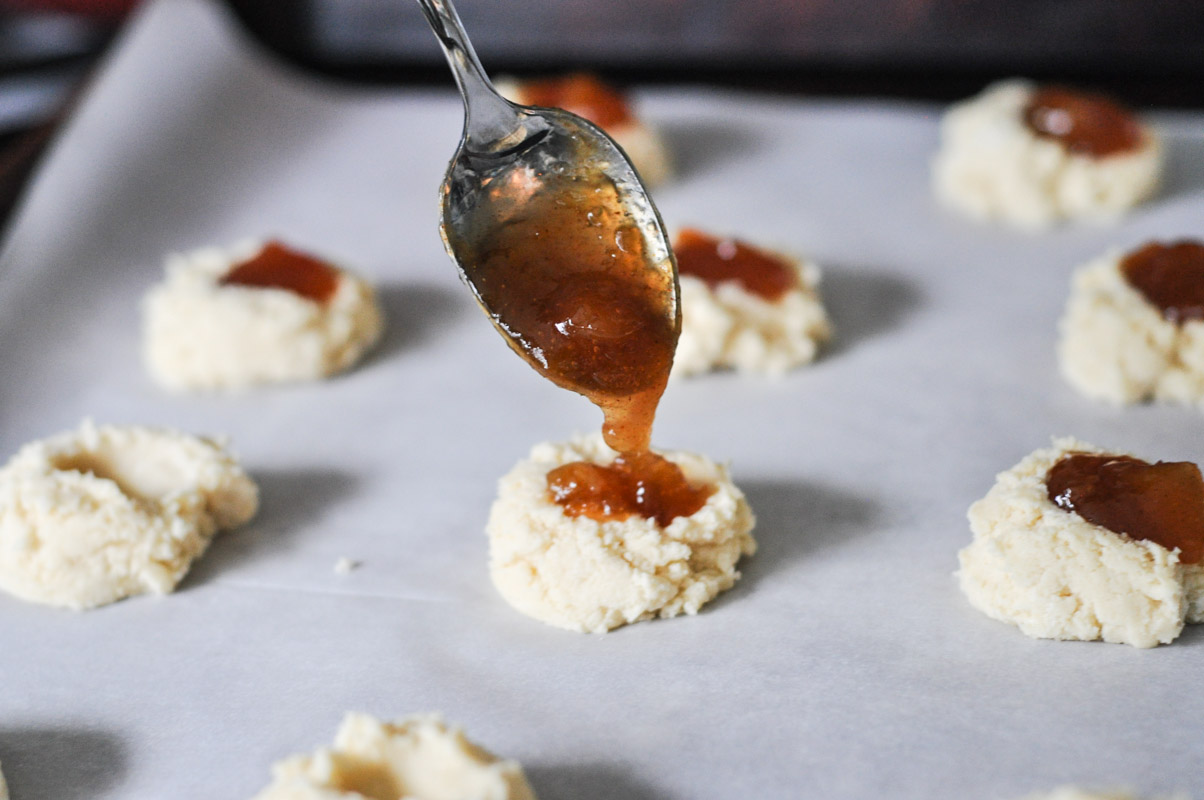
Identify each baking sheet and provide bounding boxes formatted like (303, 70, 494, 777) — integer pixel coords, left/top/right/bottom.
(2, 1, 1204, 798)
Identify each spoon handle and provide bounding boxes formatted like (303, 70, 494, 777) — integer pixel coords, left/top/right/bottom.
(414, 0, 532, 154)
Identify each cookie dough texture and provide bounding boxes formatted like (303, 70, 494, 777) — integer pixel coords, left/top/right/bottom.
(1058, 249, 1204, 406)
(0, 421, 258, 609)
(932, 80, 1162, 229)
(673, 253, 831, 377)
(487, 435, 756, 633)
(251, 713, 536, 800)
(143, 241, 384, 391)
(957, 437, 1204, 648)
(605, 120, 672, 190)
(496, 79, 671, 188)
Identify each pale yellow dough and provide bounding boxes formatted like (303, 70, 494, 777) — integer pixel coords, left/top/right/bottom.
(142, 241, 384, 391)
(932, 80, 1162, 229)
(958, 437, 1204, 648)
(673, 248, 831, 378)
(487, 434, 756, 633)
(605, 120, 672, 190)
(1058, 248, 1204, 406)
(0, 421, 258, 609)
(251, 713, 536, 800)
(495, 78, 672, 188)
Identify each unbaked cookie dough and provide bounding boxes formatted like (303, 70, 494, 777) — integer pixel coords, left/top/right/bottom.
(957, 437, 1204, 648)
(0, 420, 258, 609)
(671, 229, 831, 377)
(1059, 243, 1204, 407)
(932, 80, 1162, 229)
(251, 713, 536, 800)
(497, 73, 672, 188)
(143, 240, 384, 391)
(487, 434, 756, 633)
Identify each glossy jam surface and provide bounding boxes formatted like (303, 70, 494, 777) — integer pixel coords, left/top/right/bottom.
(547, 451, 713, 527)
(517, 73, 634, 130)
(674, 228, 797, 302)
(1022, 87, 1144, 158)
(1119, 240, 1204, 324)
(463, 168, 677, 455)
(1046, 453, 1204, 563)
(220, 241, 340, 304)
(460, 155, 711, 526)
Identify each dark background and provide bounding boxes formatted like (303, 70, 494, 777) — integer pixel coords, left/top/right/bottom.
(1, 0, 1203, 221)
(226, 0, 1204, 104)
(7, 0, 1204, 102)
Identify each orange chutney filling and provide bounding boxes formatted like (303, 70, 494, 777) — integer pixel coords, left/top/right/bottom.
(674, 228, 798, 302)
(1046, 453, 1204, 563)
(518, 73, 635, 130)
(220, 241, 340, 304)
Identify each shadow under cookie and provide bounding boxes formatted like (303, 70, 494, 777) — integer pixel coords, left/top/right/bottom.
(524, 762, 666, 800)
(719, 478, 880, 601)
(184, 466, 360, 587)
(819, 267, 924, 358)
(368, 281, 472, 365)
(0, 725, 128, 800)
(658, 119, 764, 181)
(1156, 128, 1204, 204)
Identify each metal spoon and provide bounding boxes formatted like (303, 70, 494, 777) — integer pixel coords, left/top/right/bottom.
(414, 0, 680, 385)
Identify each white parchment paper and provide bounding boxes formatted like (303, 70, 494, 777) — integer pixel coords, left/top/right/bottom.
(2, 1, 1204, 798)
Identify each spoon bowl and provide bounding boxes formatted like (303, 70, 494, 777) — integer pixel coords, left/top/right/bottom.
(415, 0, 678, 381)
(441, 108, 678, 372)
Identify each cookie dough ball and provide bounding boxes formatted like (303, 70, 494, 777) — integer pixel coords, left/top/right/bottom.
(957, 438, 1204, 648)
(0, 420, 258, 609)
(487, 434, 756, 633)
(932, 80, 1162, 229)
(1059, 241, 1204, 407)
(497, 73, 672, 188)
(251, 713, 536, 800)
(143, 240, 384, 391)
(671, 229, 831, 377)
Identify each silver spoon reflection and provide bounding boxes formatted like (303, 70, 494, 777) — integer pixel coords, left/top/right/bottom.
(415, 0, 680, 454)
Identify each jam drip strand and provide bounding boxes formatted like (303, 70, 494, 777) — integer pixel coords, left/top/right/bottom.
(462, 157, 715, 525)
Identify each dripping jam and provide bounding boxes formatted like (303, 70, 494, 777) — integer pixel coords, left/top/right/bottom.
(1022, 86, 1144, 159)
(674, 228, 798, 302)
(1046, 453, 1204, 564)
(1119, 240, 1204, 325)
(461, 159, 712, 526)
(220, 241, 340, 304)
(464, 171, 675, 455)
